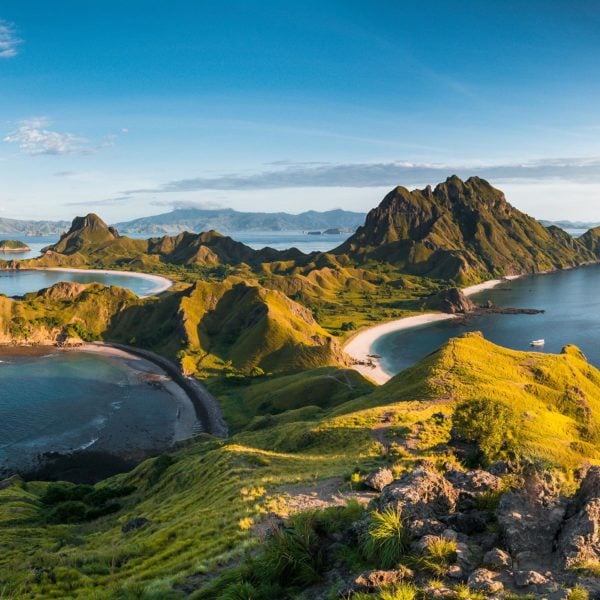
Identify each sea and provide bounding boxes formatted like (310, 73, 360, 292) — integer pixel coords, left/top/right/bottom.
(0, 350, 186, 476)
(374, 264, 600, 377)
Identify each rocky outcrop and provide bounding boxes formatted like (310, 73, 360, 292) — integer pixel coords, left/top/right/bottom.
(557, 466, 600, 568)
(496, 473, 567, 565)
(424, 287, 476, 314)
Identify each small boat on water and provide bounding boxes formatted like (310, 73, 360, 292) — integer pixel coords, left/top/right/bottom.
(530, 339, 545, 347)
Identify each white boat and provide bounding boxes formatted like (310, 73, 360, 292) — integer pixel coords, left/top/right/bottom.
(530, 339, 545, 347)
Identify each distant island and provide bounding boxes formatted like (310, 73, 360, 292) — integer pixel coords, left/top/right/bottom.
(114, 207, 365, 234)
(0, 239, 31, 253)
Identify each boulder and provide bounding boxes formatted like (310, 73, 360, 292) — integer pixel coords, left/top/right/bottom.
(445, 469, 502, 494)
(467, 568, 504, 593)
(514, 570, 549, 588)
(557, 466, 600, 568)
(352, 568, 413, 592)
(497, 473, 566, 558)
(379, 465, 458, 532)
(483, 547, 511, 569)
(364, 467, 394, 492)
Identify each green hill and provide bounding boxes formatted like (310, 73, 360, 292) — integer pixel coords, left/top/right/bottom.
(0, 239, 30, 252)
(2, 334, 600, 597)
(335, 175, 594, 283)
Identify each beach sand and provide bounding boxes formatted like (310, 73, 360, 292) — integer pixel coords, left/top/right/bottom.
(343, 276, 521, 385)
(40, 267, 173, 297)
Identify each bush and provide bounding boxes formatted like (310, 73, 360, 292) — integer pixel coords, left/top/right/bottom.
(418, 536, 457, 575)
(47, 501, 89, 523)
(380, 583, 418, 600)
(361, 506, 410, 568)
(452, 398, 522, 464)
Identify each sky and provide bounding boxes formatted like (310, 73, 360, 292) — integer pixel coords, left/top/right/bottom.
(1, 1, 600, 222)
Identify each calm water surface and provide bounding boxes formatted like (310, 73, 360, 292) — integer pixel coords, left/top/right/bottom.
(375, 265, 600, 376)
(0, 351, 185, 475)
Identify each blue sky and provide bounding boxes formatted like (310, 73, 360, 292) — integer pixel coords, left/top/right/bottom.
(1, 1, 600, 222)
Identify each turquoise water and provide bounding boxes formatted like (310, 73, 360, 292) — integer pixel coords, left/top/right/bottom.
(0, 351, 184, 475)
(375, 264, 600, 377)
(0, 269, 165, 298)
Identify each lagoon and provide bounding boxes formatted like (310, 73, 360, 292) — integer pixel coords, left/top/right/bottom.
(0, 348, 197, 477)
(0, 268, 171, 298)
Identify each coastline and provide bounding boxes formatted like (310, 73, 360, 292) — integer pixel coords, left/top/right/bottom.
(39, 267, 173, 297)
(0, 342, 228, 482)
(343, 275, 521, 385)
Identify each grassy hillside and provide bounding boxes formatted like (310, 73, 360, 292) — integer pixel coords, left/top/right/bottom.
(1, 334, 599, 598)
(0, 278, 343, 377)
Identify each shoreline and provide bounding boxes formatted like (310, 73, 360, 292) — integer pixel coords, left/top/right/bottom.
(0, 342, 228, 482)
(343, 275, 522, 385)
(39, 267, 173, 297)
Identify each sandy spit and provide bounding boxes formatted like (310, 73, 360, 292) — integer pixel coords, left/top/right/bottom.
(343, 276, 522, 385)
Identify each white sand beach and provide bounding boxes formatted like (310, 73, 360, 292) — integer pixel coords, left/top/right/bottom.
(343, 276, 522, 385)
(41, 267, 173, 297)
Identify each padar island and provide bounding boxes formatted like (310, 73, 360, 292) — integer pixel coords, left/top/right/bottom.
(3, 177, 600, 599)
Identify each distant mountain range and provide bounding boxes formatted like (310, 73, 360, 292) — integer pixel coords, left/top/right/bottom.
(0, 208, 366, 236)
(114, 208, 366, 234)
(540, 219, 600, 230)
(0, 217, 70, 236)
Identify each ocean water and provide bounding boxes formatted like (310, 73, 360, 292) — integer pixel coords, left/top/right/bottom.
(0, 351, 184, 475)
(0, 269, 166, 298)
(374, 264, 600, 377)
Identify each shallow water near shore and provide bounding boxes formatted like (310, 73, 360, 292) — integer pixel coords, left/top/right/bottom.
(0, 349, 194, 476)
(375, 264, 600, 377)
(0, 269, 168, 297)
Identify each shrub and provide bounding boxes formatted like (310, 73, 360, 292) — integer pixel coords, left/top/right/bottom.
(418, 536, 457, 575)
(260, 517, 324, 587)
(569, 586, 590, 600)
(47, 501, 89, 524)
(380, 583, 418, 600)
(452, 398, 522, 464)
(361, 506, 410, 568)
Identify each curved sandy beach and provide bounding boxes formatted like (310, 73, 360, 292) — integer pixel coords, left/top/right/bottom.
(344, 277, 520, 385)
(41, 267, 173, 297)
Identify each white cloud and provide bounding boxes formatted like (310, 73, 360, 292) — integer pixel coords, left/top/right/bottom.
(0, 20, 21, 58)
(3, 117, 89, 155)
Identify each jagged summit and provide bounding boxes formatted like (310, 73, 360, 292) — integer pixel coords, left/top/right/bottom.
(48, 213, 120, 255)
(335, 176, 594, 283)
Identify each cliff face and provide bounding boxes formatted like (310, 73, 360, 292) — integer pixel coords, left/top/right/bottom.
(336, 176, 595, 283)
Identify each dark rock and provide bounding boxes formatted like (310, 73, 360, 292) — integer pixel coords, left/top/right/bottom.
(467, 568, 504, 593)
(487, 460, 511, 476)
(497, 473, 566, 558)
(514, 569, 549, 588)
(483, 547, 511, 569)
(380, 465, 458, 532)
(122, 517, 150, 533)
(558, 466, 600, 568)
(424, 287, 475, 314)
(408, 518, 446, 537)
(445, 469, 502, 493)
(352, 568, 413, 592)
(364, 467, 394, 492)
(445, 510, 490, 535)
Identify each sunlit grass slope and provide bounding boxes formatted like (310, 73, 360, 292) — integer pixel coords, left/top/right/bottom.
(2, 334, 600, 597)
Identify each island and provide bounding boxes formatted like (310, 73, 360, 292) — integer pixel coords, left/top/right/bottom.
(3, 177, 600, 598)
(0, 239, 31, 253)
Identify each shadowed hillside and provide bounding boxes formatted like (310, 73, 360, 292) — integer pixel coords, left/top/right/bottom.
(335, 176, 594, 283)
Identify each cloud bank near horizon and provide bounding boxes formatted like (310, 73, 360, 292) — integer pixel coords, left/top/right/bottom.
(124, 157, 600, 195)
